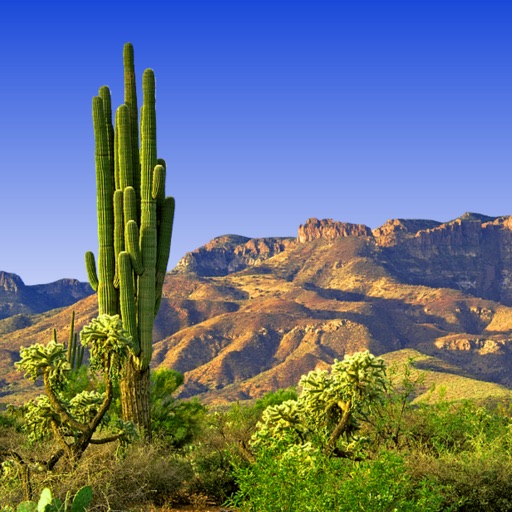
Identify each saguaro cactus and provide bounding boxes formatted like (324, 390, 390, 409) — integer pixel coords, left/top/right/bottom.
(85, 43, 175, 435)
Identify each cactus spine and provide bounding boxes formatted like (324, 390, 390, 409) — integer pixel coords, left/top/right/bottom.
(85, 43, 175, 434)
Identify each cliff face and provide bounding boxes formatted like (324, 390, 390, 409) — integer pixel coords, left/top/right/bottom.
(173, 235, 295, 276)
(175, 214, 512, 306)
(297, 218, 373, 243)
(373, 213, 512, 305)
(0, 272, 25, 293)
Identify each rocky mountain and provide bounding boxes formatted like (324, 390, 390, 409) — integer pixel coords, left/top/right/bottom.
(0, 271, 93, 321)
(3, 212, 512, 405)
(173, 235, 295, 276)
(174, 213, 512, 306)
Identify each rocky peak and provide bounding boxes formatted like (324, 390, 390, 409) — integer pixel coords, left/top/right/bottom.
(373, 218, 442, 241)
(173, 235, 295, 276)
(458, 212, 499, 223)
(0, 272, 25, 293)
(297, 218, 373, 243)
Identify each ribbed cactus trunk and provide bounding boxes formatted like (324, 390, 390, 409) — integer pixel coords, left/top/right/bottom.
(86, 43, 175, 437)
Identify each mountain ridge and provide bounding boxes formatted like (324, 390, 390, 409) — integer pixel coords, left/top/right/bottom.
(2, 212, 512, 405)
(0, 271, 93, 321)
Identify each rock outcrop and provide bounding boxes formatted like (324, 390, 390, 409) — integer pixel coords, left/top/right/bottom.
(298, 218, 373, 243)
(0, 272, 24, 293)
(173, 235, 295, 276)
(374, 213, 512, 305)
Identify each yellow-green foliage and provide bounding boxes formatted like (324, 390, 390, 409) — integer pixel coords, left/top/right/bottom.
(12, 315, 135, 468)
(252, 350, 387, 456)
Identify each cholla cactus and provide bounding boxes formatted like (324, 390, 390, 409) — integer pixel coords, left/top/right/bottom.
(17, 341, 70, 391)
(14, 314, 135, 470)
(251, 351, 387, 457)
(80, 313, 134, 379)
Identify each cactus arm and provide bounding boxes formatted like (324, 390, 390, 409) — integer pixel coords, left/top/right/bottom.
(123, 43, 140, 210)
(136, 69, 159, 370)
(67, 311, 75, 364)
(154, 196, 175, 314)
(70, 335, 77, 369)
(117, 104, 133, 189)
(98, 86, 114, 178)
(85, 251, 99, 292)
(140, 70, 157, 200)
(68, 311, 75, 345)
(92, 96, 117, 315)
(152, 164, 165, 202)
(123, 186, 137, 224)
(77, 338, 85, 368)
(125, 220, 144, 275)
(118, 251, 139, 354)
(114, 109, 120, 190)
(113, 190, 125, 287)
(137, 221, 157, 370)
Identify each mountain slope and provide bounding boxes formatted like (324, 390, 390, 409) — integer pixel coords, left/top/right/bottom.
(2, 212, 512, 405)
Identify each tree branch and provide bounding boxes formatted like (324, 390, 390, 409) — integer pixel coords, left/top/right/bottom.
(324, 400, 352, 456)
(43, 373, 88, 433)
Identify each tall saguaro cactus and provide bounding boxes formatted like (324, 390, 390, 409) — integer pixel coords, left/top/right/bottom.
(85, 43, 175, 435)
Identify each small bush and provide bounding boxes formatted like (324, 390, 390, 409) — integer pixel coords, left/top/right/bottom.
(1, 440, 193, 510)
(229, 449, 447, 511)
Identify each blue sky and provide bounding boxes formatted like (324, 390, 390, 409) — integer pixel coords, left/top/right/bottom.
(1, 0, 511, 285)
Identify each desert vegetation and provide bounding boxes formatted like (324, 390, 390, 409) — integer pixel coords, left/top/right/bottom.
(3, 349, 512, 510)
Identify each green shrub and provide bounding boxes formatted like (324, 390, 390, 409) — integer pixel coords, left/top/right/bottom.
(405, 402, 512, 511)
(185, 401, 260, 503)
(228, 449, 448, 511)
(150, 369, 206, 448)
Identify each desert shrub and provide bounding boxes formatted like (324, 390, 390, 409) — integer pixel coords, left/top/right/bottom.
(229, 448, 447, 511)
(363, 357, 426, 451)
(408, 449, 512, 511)
(405, 399, 510, 456)
(254, 386, 298, 410)
(150, 369, 206, 448)
(185, 389, 297, 503)
(404, 401, 512, 511)
(87, 441, 192, 509)
(2, 440, 193, 510)
(185, 401, 260, 503)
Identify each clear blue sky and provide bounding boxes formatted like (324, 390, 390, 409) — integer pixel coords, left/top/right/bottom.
(1, 0, 511, 285)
